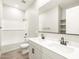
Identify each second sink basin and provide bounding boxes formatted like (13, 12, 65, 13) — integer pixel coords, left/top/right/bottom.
(49, 43, 74, 53)
(39, 39, 74, 54)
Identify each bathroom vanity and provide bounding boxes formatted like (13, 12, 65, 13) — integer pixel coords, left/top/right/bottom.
(29, 38, 79, 59)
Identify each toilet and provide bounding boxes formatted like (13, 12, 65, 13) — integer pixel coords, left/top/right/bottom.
(20, 43, 29, 54)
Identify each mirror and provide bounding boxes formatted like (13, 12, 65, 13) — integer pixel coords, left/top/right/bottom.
(39, 6, 59, 33)
(66, 6, 79, 35)
(39, 0, 79, 35)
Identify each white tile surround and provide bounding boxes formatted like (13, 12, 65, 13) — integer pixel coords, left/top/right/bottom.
(1, 30, 25, 46)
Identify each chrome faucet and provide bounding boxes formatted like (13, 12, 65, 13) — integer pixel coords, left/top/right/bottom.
(60, 37, 68, 46)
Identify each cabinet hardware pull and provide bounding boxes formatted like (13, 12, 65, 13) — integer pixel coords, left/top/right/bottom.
(0, 27, 2, 29)
(32, 48, 35, 54)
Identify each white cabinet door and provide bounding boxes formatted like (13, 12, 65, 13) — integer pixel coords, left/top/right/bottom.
(42, 47, 66, 59)
(29, 44, 42, 59)
(42, 53, 54, 59)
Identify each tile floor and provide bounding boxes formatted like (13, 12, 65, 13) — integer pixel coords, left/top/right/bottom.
(1, 49, 29, 59)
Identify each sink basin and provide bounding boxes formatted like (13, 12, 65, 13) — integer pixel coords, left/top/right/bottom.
(46, 42, 74, 53)
(40, 39, 54, 44)
(39, 39, 74, 54)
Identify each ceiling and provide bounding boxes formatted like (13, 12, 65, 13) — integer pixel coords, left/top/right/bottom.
(3, 0, 79, 12)
(3, 0, 35, 12)
(39, 0, 79, 13)
(59, 0, 79, 9)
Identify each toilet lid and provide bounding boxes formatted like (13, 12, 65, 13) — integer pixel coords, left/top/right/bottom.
(20, 43, 29, 48)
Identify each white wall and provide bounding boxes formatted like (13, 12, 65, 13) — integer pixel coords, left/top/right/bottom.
(25, 1, 39, 37)
(66, 6, 79, 34)
(0, 0, 3, 56)
(39, 7, 59, 32)
(0, 0, 3, 21)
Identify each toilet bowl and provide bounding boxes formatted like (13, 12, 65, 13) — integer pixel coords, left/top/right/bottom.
(20, 43, 29, 54)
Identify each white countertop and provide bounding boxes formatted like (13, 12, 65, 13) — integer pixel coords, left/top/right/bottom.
(29, 37, 79, 59)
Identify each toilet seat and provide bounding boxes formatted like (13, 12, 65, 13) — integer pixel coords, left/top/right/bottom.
(20, 43, 29, 48)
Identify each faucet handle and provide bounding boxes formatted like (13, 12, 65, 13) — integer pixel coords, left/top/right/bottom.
(61, 37, 64, 40)
(59, 37, 64, 42)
